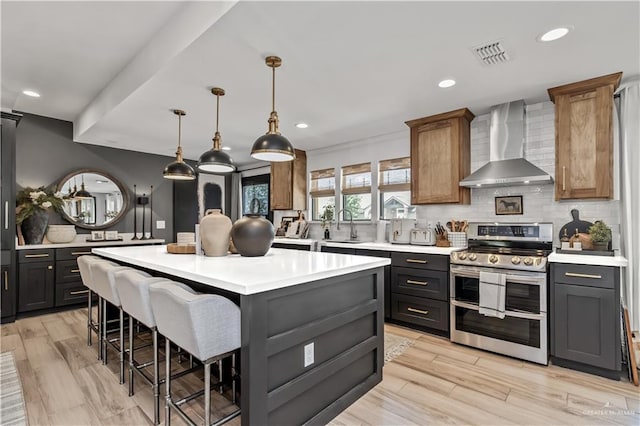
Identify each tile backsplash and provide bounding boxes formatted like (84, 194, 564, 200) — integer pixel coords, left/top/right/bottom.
(295, 100, 621, 248)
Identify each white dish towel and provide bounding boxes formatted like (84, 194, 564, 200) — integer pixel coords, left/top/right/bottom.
(478, 271, 507, 319)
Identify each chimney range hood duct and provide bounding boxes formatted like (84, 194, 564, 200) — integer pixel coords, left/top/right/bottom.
(459, 100, 553, 188)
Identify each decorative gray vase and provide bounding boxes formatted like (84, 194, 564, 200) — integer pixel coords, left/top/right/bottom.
(22, 209, 49, 245)
(231, 214, 274, 257)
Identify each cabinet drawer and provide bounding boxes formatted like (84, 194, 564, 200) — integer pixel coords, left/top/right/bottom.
(320, 246, 356, 255)
(354, 249, 390, 258)
(271, 243, 312, 251)
(553, 264, 615, 288)
(391, 294, 449, 331)
(391, 252, 448, 271)
(56, 259, 82, 284)
(18, 249, 54, 263)
(56, 247, 94, 261)
(391, 267, 448, 301)
(56, 282, 90, 307)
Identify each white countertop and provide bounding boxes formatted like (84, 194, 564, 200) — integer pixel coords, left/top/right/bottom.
(548, 252, 628, 268)
(17, 239, 165, 250)
(272, 238, 316, 247)
(93, 245, 390, 295)
(320, 240, 459, 255)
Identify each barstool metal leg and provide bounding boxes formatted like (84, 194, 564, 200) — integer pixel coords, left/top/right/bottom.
(153, 328, 160, 425)
(204, 361, 211, 426)
(119, 307, 125, 384)
(128, 316, 134, 397)
(102, 298, 108, 364)
(87, 290, 92, 346)
(218, 360, 224, 394)
(232, 353, 237, 404)
(97, 296, 103, 360)
(165, 338, 171, 426)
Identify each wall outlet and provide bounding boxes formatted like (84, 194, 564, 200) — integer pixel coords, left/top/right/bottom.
(304, 342, 314, 367)
(156, 220, 165, 230)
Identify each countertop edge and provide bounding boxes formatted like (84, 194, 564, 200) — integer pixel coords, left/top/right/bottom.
(548, 252, 628, 268)
(17, 239, 166, 250)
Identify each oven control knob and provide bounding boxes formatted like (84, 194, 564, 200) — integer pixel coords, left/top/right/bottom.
(468, 253, 477, 261)
(523, 257, 534, 266)
(489, 254, 499, 264)
(458, 252, 467, 260)
(450, 252, 457, 261)
(511, 256, 521, 265)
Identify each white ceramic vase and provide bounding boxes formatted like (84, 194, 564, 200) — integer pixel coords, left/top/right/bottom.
(199, 209, 232, 257)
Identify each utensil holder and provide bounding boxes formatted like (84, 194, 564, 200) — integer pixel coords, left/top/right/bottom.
(448, 231, 467, 248)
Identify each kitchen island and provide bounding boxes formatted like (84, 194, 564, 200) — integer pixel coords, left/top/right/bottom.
(93, 245, 389, 425)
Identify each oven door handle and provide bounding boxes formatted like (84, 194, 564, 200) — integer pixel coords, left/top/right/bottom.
(451, 299, 546, 320)
(451, 270, 545, 286)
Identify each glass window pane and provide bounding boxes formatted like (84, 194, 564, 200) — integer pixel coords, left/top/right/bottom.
(343, 172, 371, 189)
(312, 196, 334, 221)
(380, 168, 410, 185)
(380, 191, 416, 219)
(342, 194, 372, 220)
(242, 183, 269, 216)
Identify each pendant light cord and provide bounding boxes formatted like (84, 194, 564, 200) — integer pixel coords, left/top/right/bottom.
(178, 113, 182, 148)
(272, 65, 276, 112)
(216, 93, 220, 133)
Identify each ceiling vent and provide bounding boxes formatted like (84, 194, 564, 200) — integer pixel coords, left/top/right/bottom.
(472, 40, 511, 66)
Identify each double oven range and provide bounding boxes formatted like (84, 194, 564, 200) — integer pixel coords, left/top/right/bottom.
(449, 222, 553, 364)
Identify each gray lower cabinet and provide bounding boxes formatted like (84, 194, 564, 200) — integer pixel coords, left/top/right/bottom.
(18, 257, 55, 312)
(550, 263, 621, 376)
(271, 243, 312, 251)
(390, 252, 449, 336)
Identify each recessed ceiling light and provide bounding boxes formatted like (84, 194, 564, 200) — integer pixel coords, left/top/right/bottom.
(22, 90, 40, 97)
(538, 27, 570, 42)
(295, 122, 309, 129)
(438, 79, 456, 88)
(221, 146, 231, 151)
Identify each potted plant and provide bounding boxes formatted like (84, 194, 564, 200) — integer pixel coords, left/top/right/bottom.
(588, 220, 612, 251)
(320, 204, 334, 240)
(16, 186, 65, 245)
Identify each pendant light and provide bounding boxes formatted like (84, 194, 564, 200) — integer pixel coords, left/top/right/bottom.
(163, 110, 196, 180)
(197, 87, 236, 174)
(75, 174, 93, 199)
(250, 56, 295, 162)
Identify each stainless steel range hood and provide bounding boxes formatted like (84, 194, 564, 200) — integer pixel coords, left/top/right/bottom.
(459, 100, 553, 188)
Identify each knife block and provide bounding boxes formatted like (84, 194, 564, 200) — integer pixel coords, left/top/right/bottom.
(436, 233, 451, 247)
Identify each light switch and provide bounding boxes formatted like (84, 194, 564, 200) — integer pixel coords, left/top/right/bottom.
(304, 342, 314, 367)
(156, 220, 165, 230)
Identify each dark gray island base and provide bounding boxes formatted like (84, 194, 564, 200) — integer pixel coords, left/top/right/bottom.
(92, 246, 386, 425)
(241, 268, 384, 425)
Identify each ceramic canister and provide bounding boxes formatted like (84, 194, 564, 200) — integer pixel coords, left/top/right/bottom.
(199, 209, 232, 257)
(231, 215, 275, 257)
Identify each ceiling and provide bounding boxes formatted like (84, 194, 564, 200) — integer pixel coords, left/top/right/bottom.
(2, 1, 639, 167)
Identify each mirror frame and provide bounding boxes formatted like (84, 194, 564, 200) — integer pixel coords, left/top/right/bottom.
(56, 168, 130, 230)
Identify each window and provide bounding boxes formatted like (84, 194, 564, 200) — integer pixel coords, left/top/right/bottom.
(379, 157, 416, 219)
(241, 174, 272, 222)
(342, 163, 371, 221)
(310, 168, 335, 221)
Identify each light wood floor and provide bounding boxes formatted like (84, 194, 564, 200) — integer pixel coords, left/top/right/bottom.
(1, 308, 639, 425)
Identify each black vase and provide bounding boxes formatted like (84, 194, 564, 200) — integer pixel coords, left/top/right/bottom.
(231, 215, 275, 257)
(22, 209, 49, 245)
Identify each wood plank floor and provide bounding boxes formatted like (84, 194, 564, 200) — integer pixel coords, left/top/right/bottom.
(1, 308, 638, 425)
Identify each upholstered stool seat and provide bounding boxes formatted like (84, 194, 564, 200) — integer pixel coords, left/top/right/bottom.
(150, 282, 241, 426)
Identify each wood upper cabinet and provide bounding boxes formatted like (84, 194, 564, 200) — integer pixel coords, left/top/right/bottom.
(270, 149, 307, 210)
(548, 72, 622, 200)
(406, 108, 474, 204)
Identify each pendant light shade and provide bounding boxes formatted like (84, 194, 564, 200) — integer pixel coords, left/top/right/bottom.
(164, 109, 196, 180)
(251, 56, 295, 162)
(75, 174, 93, 199)
(197, 88, 236, 174)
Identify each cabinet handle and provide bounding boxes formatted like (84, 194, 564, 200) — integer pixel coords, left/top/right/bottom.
(47, 265, 53, 270)
(562, 166, 566, 191)
(70, 290, 89, 295)
(71, 251, 91, 255)
(406, 279, 428, 286)
(25, 254, 49, 258)
(407, 307, 429, 315)
(565, 272, 602, 279)
(4, 270, 8, 291)
(70, 269, 80, 273)
(4, 201, 8, 230)
(406, 259, 427, 264)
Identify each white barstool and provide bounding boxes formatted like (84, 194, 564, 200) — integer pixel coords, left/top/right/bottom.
(91, 261, 148, 384)
(77, 255, 117, 360)
(115, 270, 194, 425)
(150, 282, 241, 426)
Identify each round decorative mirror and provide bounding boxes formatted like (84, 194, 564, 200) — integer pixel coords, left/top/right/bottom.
(56, 169, 129, 230)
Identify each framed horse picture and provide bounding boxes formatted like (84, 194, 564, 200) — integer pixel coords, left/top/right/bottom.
(495, 196, 523, 215)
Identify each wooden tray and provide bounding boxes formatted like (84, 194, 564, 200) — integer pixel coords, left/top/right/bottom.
(167, 243, 196, 254)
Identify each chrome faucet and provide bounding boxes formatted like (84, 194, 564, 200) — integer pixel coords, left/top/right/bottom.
(336, 209, 357, 240)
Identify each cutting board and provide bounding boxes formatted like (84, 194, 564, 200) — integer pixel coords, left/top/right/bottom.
(558, 209, 593, 240)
